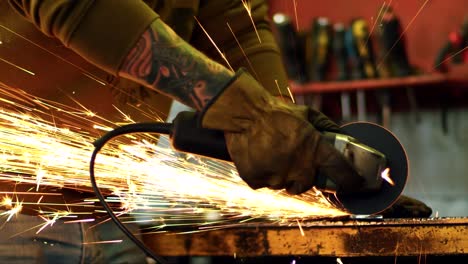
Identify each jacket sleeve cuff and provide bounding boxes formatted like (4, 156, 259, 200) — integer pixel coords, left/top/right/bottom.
(226, 28, 291, 98)
(66, 0, 158, 75)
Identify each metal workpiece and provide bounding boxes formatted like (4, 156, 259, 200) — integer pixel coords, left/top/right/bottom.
(142, 217, 468, 257)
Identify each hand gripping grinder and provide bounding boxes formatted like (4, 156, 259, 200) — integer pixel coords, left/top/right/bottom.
(94, 111, 408, 215)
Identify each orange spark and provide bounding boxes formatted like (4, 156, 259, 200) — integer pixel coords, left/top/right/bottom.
(292, 0, 299, 30)
(36, 195, 44, 204)
(296, 219, 305, 236)
(37, 212, 69, 234)
(381, 168, 395, 186)
(1, 200, 23, 221)
(287, 86, 296, 104)
(241, 0, 262, 43)
(0, 191, 61, 196)
(274, 80, 286, 101)
(377, 0, 431, 69)
(193, 17, 234, 72)
(433, 45, 468, 70)
(0, 57, 35, 75)
(226, 22, 259, 79)
(1, 196, 12, 209)
(35, 168, 45, 191)
(64, 218, 95, 224)
(82, 240, 123, 245)
(82, 72, 106, 86)
(365, 1, 390, 47)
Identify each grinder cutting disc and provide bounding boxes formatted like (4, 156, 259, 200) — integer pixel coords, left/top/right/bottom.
(335, 122, 408, 215)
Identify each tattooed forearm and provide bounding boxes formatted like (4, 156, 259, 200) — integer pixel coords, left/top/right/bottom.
(119, 18, 234, 110)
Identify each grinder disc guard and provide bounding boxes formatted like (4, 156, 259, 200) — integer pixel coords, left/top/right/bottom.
(335, 122, 408, 215)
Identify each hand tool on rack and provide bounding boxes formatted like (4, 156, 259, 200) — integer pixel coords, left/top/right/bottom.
(308, 17, 333, 82)
(333, 23, 352, 122)
(434, 16, 468, 72)
(434, 16, 468, 134)
(306, 17, 333, 110)
(272, 13, 308, 104)
(377, 6, 420, 127)
(345, 18, 379, 122)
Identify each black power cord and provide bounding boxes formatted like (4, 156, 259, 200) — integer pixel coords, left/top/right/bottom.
(89, 122, 173, 264)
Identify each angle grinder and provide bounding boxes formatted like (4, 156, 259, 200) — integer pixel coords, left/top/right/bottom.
(92, 111, 408, 216)
(320, 122, 408, 215)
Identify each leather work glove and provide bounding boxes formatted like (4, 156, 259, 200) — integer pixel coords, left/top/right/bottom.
(200, 69, 363, 194)
(381, 195, 432, 218)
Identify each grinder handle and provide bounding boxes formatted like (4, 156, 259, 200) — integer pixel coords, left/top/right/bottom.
(170, 111, 335, 190)
(171, 111, 231, 161)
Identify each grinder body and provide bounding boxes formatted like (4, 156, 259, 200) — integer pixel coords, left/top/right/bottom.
(316, 132, 387, 194)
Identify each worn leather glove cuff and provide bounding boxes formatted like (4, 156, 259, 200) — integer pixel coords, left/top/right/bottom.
(198, 69, 247, 130)
(199, 68, 341, 134)
(199, 68, 275, 131)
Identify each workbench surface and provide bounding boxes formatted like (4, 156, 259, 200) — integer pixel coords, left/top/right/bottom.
(142, 217, 468, 257)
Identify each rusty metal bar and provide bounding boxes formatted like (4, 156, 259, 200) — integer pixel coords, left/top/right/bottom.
(142, 217, 468, 257)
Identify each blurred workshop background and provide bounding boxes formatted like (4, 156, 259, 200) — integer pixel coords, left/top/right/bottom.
(0, 0, 467, 217)
(268, 0, 468, 217)
(0, 0, 467, 263)
(0, 0, 468, 219)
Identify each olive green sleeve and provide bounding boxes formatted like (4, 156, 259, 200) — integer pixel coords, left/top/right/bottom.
(192, 0, 290, 98)
(8, 0, 158, 75)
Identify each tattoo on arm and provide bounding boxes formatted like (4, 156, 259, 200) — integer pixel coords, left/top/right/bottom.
(119, 19, 234, 110)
